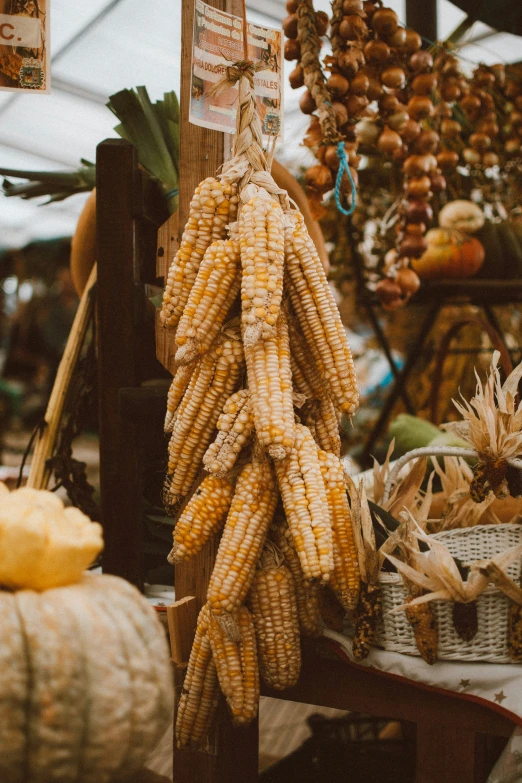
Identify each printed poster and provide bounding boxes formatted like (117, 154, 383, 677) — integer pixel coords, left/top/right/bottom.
(190, 0, 283, 137)
(0, 0, 49, 93)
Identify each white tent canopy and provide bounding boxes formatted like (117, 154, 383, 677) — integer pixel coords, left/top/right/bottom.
(0, 0, 519, 247)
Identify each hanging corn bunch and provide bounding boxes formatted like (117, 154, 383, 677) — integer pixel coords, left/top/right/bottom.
(162, 53, 360, 748)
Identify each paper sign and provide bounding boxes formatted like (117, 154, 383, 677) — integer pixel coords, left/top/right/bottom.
(189, 0, 283, 137)
(0, 1, 49, 93)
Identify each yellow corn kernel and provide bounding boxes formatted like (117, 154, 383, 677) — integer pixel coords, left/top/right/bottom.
(207, 456, 278, 614)
(318, 450, 360, 611)
(245, 310, 295, 460)
(168, 474, 235, 563)
(176, 604, 220, 749)
(208, 606, 260, 725)
(270, 514, 322, 638)
(175, 238, 240, 366)
(285, 212, 359, 416)
(249, 549, 302, 690)
(275, 424, 333, 583)
(239, 186, 284, 347)
(163, 331, 244, 511)
(164, 361, 197, 433)
(203, 389, 254, 477)
(161, 178, 238, 329)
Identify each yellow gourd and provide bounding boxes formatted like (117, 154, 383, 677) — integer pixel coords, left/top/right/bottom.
(0, 484, 103, 591)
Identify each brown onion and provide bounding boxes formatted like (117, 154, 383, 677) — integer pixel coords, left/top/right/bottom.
(435, 102, 453, 119)
(381, 66, 406, 90)
(303, 116, 323, 147)
(371, 7, 398, 36)
(479, 120, 499, 137)
(305, 164, 334, 193)
(378, 125, 403, 154)
(332, 101, 349, 126)
(403, 29, 422, 54)
(363, 70, 382, 100)
(386, 26, 407, 47)
(364, 39, 390, 64)
(437, 149, 459, 171)
(376, 278, 403, 305)
(475, 69, 495, 89)
(410, 50, 433, 73)
(289, 64, 304, 90)
(406, 175, 432, 198)
(406, 223, 426, 235)
(345, 93, 369, 116)
(399, 234, 428, 259)
(299, 90, 317, 115)
(393, 145, 409, 163)
(388, 110, 408, 132)
(490, 63, 505, 85)
(440, 119, 461, 139)
(395, 267, 421, 296)
(403, 154, 436, 176)
(315, 11, 329, 36)
(412, 73, 438, 95)
(286, 0, 298, 12)
(324, 145, 340, 170)
(463, 147, 481, 165)
(511, 110, 522, 127)
(415, 130, 439, 154)
(284, 38, 301, 61)
(350, 72, 369, 95)
(407, 96, 434, 120)
(505, 138, 521, 155)
(482, 151, 499, 167)
(379, 93, 400, 114)
(355, 118, 380, 144)
(340, 14, 367, 38)
(482, 93, 495, 111)
(282, 14, 298, 39)
(343, 0, 364, 13)
(328, 73, 350, 98)
(407, 200, 433, 224)
(430, 172, 446, 192)
(401, 118, 421, 143)
(441, 82, 461, 102)
(460, 94, 481, 117)
(338, 47, 365, 77)
(470, 132, 491, 152)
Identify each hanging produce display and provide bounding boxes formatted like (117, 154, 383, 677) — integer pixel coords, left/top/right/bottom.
(284, 0, 522, 308)
(160, 57, 360, 747)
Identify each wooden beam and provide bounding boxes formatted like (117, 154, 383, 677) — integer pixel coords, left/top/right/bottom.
(406, 0, 437, 44)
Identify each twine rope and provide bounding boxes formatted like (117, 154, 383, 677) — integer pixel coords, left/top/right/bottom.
(335, 141, 357, 216)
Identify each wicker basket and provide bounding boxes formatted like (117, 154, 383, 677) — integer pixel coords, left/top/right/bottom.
(376, 524, 522, 663)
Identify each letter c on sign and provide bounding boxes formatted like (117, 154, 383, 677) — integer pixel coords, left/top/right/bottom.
(0, 23, 15, 41)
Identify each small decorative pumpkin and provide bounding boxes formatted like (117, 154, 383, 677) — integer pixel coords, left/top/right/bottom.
(0, 484, 173, 783)
(412, 228, 485, 279)
(438, 200, 485, 234)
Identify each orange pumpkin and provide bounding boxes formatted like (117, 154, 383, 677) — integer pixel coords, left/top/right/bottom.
(411, 228, 485, 279)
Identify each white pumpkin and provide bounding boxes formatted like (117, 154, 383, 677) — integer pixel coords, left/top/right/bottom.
(439, 200, 485, 234)
(0, 573, 173, 783)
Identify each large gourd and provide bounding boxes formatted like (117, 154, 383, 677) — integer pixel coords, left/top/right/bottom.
(412, 228, 485, 279)
(0, 484, 173, 783)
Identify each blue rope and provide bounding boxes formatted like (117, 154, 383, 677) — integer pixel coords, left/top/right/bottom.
(334, 141, 356, 217)
(165, 187, 179, 200)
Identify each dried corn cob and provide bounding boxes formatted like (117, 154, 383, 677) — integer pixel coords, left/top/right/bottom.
(270, 515, 322, 637)
(164, 332, 244, 510)
(318, 450, 360, 611)
(207, 456, 278, 614)
(285, 212, 359, 416)
(168, 474, 235, 563)
(405, 594, 438, 665)
(249, 546, 302, 690)
(203, 390, 255, 477)
(353, 582, 382, 661)
(289, 318, 325, 401)
(453, 601, 478, 642)
(305, 398, 341, 457)
(161, 178, 238, 328)
(175, 238, 241, 366)
(245, 310, 295, 460)
(208, 606, 260, 724)
(176, 605, 220, 749)
(275, 424, 333, 583)
(239, 185, 284, 347)
(164, 362, 197, 433)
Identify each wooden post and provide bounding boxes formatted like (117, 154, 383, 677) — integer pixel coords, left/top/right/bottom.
(406, 0, 437, 43)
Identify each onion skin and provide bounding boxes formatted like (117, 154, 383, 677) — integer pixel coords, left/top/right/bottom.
(407, 96, 434, 120)
(410, 50, 433, 73)
(364, 39, 390, 65)
(284, 38, 301, 61)
(377, 125, 403, 155)
(299, 90, 317, 115)
(381, 67, 406, 90)
(305, 164, 334, 194)
(403, 29, 422, 54)
(315, 10, 329, 36)
(289, 65, 304, 89)
(328, 73, 350, 98)
(282, 14, 298, 39)
(350, 72, 369, 96)
(371, 7, 398, 36)
(412, 73, 438, 96)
